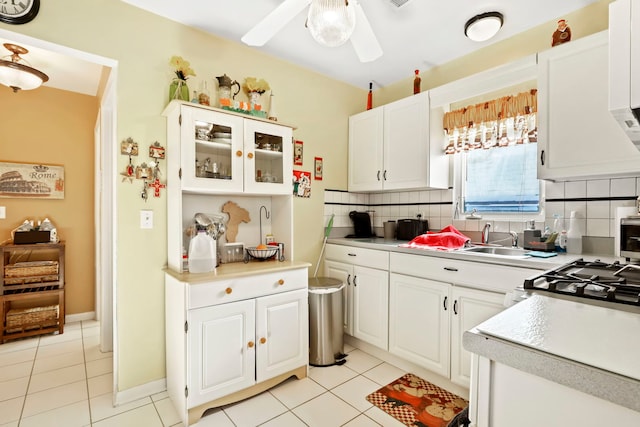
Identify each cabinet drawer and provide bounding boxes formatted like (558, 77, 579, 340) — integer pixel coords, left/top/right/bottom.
(188, 268, 307, 309)
(325, 245, 389, 269)
(390, 252, 539, 294)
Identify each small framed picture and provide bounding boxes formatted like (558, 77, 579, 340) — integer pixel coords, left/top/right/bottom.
(149, 142, 165, 159)
(121, 138, 138, 156)
(135, 163, 151, 180)
(294, 140, 303, 166)
(314, 157, 323, 180)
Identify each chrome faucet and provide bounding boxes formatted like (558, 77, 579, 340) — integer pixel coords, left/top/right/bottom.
(509, 231, 518, 248)
(481, 223, 491, 244)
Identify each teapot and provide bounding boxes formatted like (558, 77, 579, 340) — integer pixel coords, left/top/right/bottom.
(216, 74, 240, 108)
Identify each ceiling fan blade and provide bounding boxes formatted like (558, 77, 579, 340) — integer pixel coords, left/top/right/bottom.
(241, 0, 311, 46)
(349, 1, 383, 62)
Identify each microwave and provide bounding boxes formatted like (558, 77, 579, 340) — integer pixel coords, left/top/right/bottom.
(620, 217, 640, 260)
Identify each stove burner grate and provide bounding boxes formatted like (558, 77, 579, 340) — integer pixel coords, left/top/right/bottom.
(523, 259, 640, 306)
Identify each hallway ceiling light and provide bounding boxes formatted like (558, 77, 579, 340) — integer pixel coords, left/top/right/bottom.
(464, 12, 504, 42)
(0, 43, 49, 93)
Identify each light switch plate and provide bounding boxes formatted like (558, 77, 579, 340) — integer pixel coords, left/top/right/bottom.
(0, 206, 5, 219)
(140, 210, 153, 229)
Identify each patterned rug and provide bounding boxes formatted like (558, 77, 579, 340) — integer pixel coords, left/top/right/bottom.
(366, 373, 470, 427)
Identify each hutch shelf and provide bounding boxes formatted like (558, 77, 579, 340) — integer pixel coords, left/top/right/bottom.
(0, 242, 65, 343)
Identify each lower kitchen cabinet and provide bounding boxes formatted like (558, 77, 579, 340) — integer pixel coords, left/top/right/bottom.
(389, 273, 505, 387)
(324, 245, 390, 350)
(389, 252, 540, 388)
(449, 286, 504, 386)
(188, 289, 308, 407)
(165, 265, 309, 426)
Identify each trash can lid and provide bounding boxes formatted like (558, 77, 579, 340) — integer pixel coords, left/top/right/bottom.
(308, 277, 345, 292)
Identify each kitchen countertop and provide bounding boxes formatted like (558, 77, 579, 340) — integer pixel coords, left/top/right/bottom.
(165, 260, 311, 283)
(463, 294, 640, 413)
(326, 237, 614, 270)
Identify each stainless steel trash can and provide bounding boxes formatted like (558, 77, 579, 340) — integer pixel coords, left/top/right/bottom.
(308, 277, 346, 367)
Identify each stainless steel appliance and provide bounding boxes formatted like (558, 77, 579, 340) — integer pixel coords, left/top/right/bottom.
(514, 258, 640, 312)
(620, 217, 640, 261)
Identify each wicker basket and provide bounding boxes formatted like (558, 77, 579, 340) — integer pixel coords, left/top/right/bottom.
(4, 261, 58, 278)
(5, 305, 59, 332)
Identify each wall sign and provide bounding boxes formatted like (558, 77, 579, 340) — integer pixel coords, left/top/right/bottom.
(294, 140, 303, 166)
(0, 161, 65, 199)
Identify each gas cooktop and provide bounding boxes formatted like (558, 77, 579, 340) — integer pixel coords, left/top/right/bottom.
(523, 259, 640, 307)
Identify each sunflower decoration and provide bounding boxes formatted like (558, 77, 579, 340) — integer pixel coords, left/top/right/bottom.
(169, 56, 196, 81)
(243, 77, 270, 95)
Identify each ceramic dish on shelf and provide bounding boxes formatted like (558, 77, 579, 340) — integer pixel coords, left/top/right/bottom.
(210, 138, 232, 144)
(213, 132, 231, 138)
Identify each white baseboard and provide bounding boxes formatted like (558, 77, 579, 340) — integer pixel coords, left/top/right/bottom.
(65, 311, 96, 324)
(115, 378, 167, 406)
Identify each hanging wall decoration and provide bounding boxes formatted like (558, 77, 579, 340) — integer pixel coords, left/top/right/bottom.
(121, 138, 139, 156)
(293, 170, 311, 198)
(314, 157, 323, 180)
(294, 140, 303, 166)
(149, 142, 165, 159)
(0, 161, 64, 199)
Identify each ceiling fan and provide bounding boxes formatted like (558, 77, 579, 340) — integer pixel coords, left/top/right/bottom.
(241, 0, 383, 63)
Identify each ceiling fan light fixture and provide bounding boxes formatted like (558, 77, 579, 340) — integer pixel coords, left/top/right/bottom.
(307, 0, 356, 47)
(0, 43, 49, 93)
(464, 12, 504, 42)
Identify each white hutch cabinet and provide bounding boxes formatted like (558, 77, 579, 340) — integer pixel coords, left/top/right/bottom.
(162, 101, 308, 426)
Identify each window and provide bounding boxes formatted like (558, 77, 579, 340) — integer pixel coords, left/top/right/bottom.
(462, 143, 540, 214)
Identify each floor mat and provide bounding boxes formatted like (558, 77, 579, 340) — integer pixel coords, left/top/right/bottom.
(366, 373, 469, 427)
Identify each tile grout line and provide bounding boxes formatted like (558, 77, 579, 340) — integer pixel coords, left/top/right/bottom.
(17, 336, 41, 426)
(80, 321, 94, 426)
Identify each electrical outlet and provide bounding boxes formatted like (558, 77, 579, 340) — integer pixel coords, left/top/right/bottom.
(0, 206, 5, 219)
(140, 210, 153, 229)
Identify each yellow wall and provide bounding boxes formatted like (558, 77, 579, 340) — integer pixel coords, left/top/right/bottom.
(0, 86, 98, 314)
(0, 0, 613, 393)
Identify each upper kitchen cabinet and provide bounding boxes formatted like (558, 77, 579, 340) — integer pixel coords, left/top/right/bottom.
(164, 101, 293, 195)
(537, 31, 640, 181)
(348, 91, 449, 192)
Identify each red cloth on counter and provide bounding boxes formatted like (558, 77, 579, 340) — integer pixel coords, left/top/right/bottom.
(398, 225, 470, 251)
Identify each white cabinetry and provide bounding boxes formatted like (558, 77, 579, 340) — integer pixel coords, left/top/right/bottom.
(537, 31, 640, 180)
(324, 244, 389, 350)
(166, 267, 308, 426)
(389, 252, 538, 387)
(164, 100, 293, 195)
(348, 92, 448, 192)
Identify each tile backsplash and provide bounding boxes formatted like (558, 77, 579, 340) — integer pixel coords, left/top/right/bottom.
(323, 176, 640, 241)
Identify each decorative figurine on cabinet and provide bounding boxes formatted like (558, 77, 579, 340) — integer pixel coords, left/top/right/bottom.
(552, 19, 571, 47)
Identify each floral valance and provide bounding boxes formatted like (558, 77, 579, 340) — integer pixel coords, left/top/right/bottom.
(444, 89, 537, 154)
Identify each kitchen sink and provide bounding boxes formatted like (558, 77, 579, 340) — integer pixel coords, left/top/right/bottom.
(462, 246, 530, 258)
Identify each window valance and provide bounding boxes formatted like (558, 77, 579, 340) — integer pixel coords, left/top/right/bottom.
(444, 89, 537, 154)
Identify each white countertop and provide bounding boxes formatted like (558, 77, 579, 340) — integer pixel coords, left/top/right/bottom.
(476, 294, 640, 381)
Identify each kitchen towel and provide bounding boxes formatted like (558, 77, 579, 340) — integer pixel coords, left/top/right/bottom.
(398, 225, 470, 251)
(366, 373, 469, 427)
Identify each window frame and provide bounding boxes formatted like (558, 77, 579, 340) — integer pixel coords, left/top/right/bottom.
(452, 148, 545, 222)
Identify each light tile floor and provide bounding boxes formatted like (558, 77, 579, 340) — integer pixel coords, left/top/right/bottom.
(0, 322, 410, 426)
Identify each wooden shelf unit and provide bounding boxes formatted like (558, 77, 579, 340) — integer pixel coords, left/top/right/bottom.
(0, 242, 65, 343)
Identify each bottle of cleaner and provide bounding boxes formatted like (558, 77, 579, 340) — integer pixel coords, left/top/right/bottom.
(566, 211, 582, 254)
(188, 230, 216, 273)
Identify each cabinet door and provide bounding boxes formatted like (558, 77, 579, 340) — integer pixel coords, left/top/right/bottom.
(180, 106, 244, 193)
(450, 287, 504, 388)
(255, 289, 308, 382)
(383, 91, 432, 190)
(244, 120, 293, 195)
(188, 299, 255, 407)
(389, 273, 450, 377)
(348, 107, 384, 192)
(324, 260, 353, 335)
(537, 31, 640, 180)
(352, 266, 389, 350)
